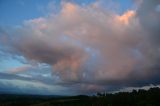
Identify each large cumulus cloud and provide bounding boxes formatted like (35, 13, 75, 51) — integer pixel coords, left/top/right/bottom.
(0, 0, 160, 93)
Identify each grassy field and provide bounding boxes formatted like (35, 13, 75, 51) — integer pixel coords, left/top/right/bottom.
(0, 87, 160, 106)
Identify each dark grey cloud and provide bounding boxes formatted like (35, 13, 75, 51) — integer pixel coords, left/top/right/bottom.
(137, 0, 160, 38)
(0, 72, 73, 95)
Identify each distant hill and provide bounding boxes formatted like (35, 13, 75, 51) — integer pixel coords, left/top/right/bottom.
(0, 87, 160, 106)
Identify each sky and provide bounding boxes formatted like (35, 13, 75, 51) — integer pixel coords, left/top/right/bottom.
(0, 0, 160, 95)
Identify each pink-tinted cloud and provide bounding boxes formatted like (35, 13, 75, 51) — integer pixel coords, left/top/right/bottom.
(7, 65, 33, 74)
(116, 10, 135, 25)
(1, 0, 160, 93)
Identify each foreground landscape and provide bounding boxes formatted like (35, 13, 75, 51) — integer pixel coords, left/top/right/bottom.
(0, 87, 160, 106)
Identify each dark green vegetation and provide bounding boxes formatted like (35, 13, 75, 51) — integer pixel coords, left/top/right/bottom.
(0, 87, 160, 106)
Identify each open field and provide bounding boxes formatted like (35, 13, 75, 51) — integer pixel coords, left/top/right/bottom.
(0, 87, 160, 106)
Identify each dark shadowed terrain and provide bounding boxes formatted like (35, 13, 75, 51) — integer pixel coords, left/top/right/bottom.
(0, 87, 160, 106)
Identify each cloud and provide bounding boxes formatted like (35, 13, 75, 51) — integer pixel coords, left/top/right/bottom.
(137, 0, 160, 44)
(0, 78, 70, 95)
(7, 65, 33, 74)
(0, 0, 160, 94)
(116, 10, 135, 25)
(0, 72, 75, 95)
